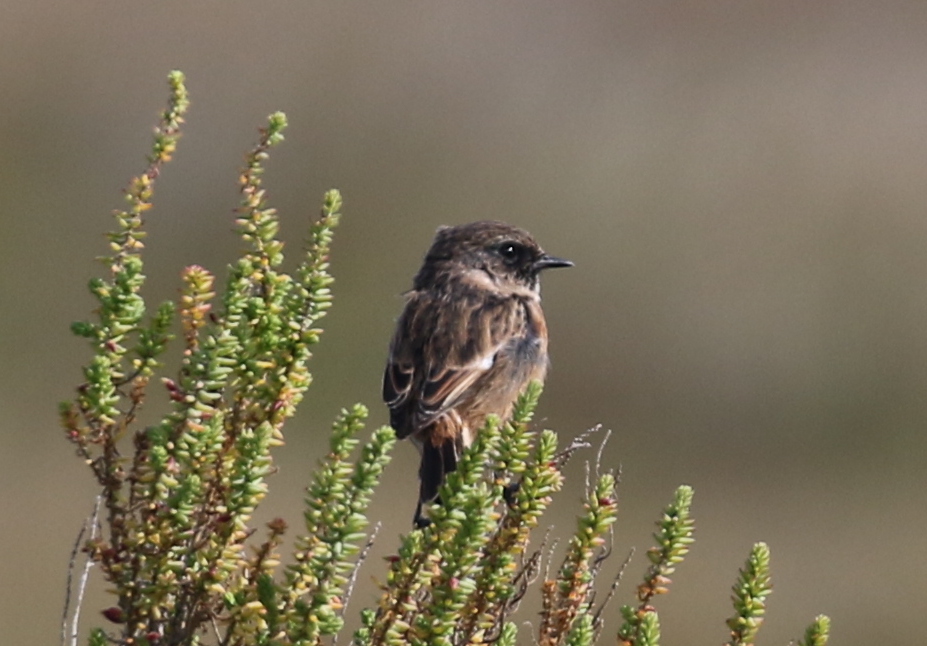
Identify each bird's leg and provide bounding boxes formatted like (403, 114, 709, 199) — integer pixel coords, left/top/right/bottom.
(413, 498, 431, 528)
(502, 480, 521, 507)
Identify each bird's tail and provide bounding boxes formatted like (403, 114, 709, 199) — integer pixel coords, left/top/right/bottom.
(415, 440, 459, 526)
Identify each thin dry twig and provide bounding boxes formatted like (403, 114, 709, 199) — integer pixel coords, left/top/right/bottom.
(553, 424, 602, 469)
(542, 534, 561, 583)
(522, 620, 541, 646)
(592, 547, 635, 635)
(210, 616, 222, 644)
(334, 522, 382, 646)
(62, 495, 103, 646)
(593, 428, 612, 484)
(61, 517, 89, 646)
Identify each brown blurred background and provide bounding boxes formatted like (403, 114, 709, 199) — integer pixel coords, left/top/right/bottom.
(3, 1, 926, 643)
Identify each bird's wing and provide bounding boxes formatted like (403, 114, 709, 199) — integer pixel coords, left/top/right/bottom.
(383, 290, 523, 438)
(412, 351, 496, 427)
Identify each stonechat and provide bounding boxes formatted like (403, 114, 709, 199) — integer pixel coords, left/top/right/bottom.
(383, 220, 572, 527)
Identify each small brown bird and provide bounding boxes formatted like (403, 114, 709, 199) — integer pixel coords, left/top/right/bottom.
(382, 221, 572, 526)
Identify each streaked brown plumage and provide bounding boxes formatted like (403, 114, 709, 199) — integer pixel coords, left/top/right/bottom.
(382, 221, 572, 526)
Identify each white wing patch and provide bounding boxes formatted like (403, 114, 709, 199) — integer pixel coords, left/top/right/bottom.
(477, 354, 495, 370)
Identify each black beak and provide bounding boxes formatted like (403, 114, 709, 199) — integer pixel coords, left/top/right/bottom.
(533, 255, 574, 271)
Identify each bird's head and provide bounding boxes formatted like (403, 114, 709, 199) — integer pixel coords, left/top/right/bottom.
(415, 220, 573, 292)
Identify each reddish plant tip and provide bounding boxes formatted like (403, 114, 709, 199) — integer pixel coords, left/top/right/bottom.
(101, 606, 125, 623)
(267, 517, 288, 533)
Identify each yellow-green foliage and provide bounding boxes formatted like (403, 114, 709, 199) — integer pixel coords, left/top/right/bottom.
(62, 72, 830, 646)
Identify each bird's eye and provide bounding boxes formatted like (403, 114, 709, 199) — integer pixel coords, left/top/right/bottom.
(498, 242, 522, 262)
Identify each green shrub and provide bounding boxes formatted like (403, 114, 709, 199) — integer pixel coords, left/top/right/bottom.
(60, 72, 830, 646)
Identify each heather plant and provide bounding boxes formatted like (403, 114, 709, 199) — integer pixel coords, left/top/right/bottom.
(60, 71, 830, 646)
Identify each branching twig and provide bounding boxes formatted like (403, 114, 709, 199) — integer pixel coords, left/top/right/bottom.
(554, 424, 602, 468)
(62, 495, 102, 646)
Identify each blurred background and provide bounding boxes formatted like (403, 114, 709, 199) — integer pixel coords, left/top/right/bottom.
(2, 1, 926, 643)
